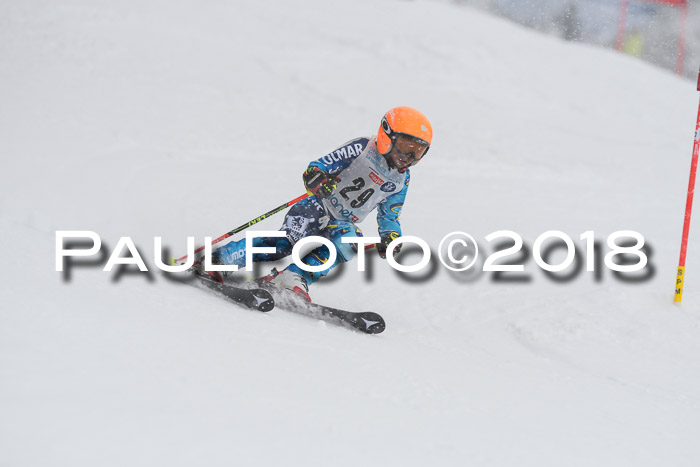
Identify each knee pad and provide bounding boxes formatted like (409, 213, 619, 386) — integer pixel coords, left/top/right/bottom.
(212, 239, 242, 265)
(213, 236, 293, 267)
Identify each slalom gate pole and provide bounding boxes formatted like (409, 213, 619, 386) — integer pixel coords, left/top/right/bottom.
(172, 193, 309, 266)
(674, 66, 700, 303)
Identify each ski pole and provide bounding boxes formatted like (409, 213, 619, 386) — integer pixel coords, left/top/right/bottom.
(172, 193, 309, 266)
(674, 66, 700, 303)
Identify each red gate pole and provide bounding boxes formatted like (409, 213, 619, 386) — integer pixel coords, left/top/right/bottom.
(615, 0, 629, 51)
(676, 3, 687, 76)
(674, 66, 700, 303)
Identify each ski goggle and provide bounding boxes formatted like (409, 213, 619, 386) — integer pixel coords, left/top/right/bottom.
(390, 133, 430, 167)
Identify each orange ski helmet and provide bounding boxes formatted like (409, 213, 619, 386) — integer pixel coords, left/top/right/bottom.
(376, 106, 433, 155)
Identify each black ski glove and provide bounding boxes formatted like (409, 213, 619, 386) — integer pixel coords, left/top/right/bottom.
(376, 231, 401, 259)
(303, 167, 341, 200)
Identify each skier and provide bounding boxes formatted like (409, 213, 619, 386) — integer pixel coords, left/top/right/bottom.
(203, 106, 432, 302)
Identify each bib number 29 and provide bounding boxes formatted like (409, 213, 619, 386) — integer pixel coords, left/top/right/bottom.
(339, 177, 374, 208)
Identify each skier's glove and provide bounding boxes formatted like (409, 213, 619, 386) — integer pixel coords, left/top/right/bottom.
(376, 231, 401, 259)
(303, 167, 341, 200)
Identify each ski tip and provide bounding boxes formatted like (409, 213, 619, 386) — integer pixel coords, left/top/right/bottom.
(250, 288, 275, 312)
(359, 313, 386, 334)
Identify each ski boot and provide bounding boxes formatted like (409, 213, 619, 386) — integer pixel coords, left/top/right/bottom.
(192, 256, 226, 284)
(257, 268, 311, 303)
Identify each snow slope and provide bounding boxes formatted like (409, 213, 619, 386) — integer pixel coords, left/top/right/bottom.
(1, 0, 699, 465)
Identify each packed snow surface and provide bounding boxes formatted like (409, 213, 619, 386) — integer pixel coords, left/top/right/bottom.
(1, 0, 699, 465)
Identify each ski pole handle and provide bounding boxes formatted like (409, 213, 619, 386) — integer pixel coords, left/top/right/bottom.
(172, 193, 310, 266)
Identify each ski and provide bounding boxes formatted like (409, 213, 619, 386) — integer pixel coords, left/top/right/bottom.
(270, 289, 386, 334)
(193, 273, 275, 312)
(184, 271, 382, 331)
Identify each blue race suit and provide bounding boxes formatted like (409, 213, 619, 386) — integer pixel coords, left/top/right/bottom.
(214, 136, 410, 285)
